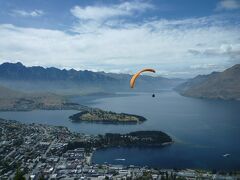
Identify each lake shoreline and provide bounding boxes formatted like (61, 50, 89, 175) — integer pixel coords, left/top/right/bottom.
(0, 91, 240, 170)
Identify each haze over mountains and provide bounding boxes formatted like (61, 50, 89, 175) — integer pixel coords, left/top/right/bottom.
(176, 64, 240, 100)
(0, 62, 183, 95)
(1, 62, 239, 101)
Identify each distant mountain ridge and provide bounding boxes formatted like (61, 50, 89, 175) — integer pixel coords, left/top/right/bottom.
(0, 62, 114, 82)
(176, 64, 240, 100)
(0, 62, 184, 94)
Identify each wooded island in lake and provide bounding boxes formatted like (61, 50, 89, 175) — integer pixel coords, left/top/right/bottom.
(69, 109, 147, 124)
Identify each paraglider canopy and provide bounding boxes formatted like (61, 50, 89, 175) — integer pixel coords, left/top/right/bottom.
(130, 68, 156, 88)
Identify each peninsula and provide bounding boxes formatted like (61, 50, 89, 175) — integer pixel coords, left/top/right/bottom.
(103, 131, 173, 147)
(69, 109, 146, 124)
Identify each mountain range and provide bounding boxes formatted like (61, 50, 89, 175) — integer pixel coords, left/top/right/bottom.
(0, 62, 184, 95)
(176, 64, 240, 100)
(1, 62, 239, 101)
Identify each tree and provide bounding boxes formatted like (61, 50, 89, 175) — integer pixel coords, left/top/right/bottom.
(13, 167, 26, 180)
(39, 175, 45, 180)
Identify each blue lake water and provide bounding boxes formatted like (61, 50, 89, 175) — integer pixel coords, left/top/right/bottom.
(0, 91, 240, 170)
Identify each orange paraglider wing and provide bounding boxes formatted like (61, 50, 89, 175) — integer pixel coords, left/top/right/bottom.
(130, 68, 156, 88)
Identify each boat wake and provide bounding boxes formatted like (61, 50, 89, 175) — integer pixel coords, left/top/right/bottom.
(115, 158, 126, 161)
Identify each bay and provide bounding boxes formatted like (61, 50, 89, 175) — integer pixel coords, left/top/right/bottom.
(0, 91, 240, 170)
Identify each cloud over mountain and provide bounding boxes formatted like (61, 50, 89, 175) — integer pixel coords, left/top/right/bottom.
(0, 1, 239, 78)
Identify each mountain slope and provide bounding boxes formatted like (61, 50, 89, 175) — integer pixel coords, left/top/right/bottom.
(176, 64, 240, 100)
(0, 85, 86, 111)
(0, 85, 24, 98)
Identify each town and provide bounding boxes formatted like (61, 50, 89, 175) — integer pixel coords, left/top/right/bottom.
(0, 118, 239, 180)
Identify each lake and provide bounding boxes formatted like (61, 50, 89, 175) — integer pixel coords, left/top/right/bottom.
(0, 91, 240, 170)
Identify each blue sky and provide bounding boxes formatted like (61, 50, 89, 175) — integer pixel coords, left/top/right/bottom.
(0, 0, 239, 77)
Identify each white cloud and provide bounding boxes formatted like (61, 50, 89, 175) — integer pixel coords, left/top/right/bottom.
(0, 2, 239, 78)
(11, 9, 44, 17)
(216, 0, 240, 11)
(70, 6, 128, 21)
(188, 43, 240, 58)
(70, 1, 153, 21)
